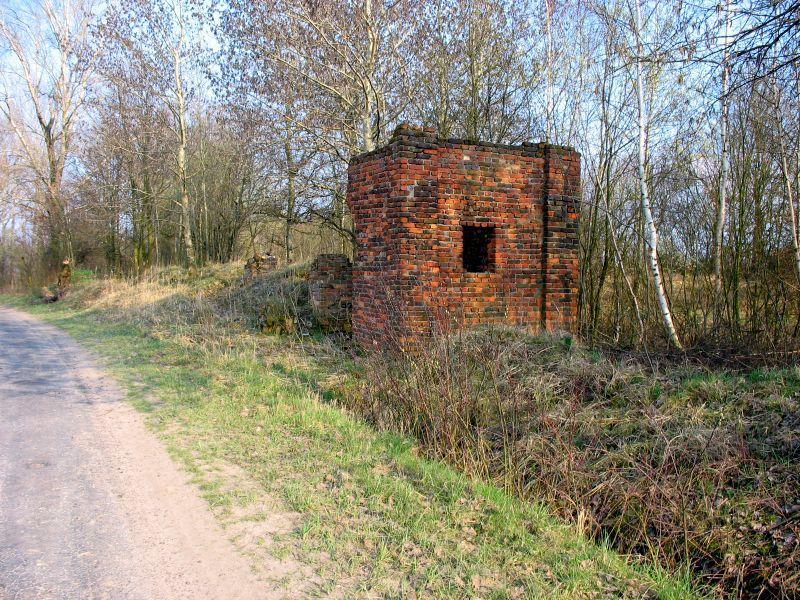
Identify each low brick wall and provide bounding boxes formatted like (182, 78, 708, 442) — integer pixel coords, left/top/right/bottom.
(244, 253, 278, 282)
(309, 254, 353, 331)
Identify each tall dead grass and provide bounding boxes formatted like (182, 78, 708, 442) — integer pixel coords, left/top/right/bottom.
(346, 326, 800, 598)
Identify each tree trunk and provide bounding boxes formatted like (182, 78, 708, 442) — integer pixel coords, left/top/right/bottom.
(173, 13, 195, 270)
(284, 137, 296, 264)
(713, 0, 731, 297)
(361, 0, 377, 152)
(633, 0, 682, 348)
(179, 143, 195, 269)
(42, 122, 70, 265)
(774, 83, 800, 285)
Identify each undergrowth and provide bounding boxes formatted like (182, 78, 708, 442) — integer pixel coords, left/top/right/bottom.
(348, 327, 800, 598)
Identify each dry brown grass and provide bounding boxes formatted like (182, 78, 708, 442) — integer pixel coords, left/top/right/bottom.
(345, 327, 800, 598)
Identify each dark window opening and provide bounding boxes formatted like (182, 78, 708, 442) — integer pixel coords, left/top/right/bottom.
(462, 225, 495, 272)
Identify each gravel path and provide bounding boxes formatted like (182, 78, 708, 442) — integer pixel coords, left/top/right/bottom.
(0, 307, 271, 599)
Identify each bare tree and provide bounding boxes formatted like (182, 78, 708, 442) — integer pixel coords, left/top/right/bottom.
(713, 0, 732, 297)
(219, 0, 419, 250)
(100, 0, 201, 268)
(0, 0, 97, 265)
(772, 78, 800, 284)
(544, 0, 555, 142)
(223, 0, 415, 155)
(726, 0, 800, 82)
(0, 127, 25, 286)
(411, 0, 535, 142)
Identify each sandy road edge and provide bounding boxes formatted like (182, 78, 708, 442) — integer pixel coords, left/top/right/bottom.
(2, 306, 288, 599)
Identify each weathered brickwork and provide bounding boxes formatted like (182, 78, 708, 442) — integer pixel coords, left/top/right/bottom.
(243, 253, 278, 282)
(309, 253, 353, 331)
(347, 124, 580, 347)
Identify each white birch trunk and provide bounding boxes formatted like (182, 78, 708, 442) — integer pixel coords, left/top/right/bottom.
(633, 0, 682, 348)
(713, 0, 731, 296)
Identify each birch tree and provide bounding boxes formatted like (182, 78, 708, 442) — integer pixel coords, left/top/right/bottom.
(772, 78, 800, 284)
(631, 0, 682, 348)
(712, 0, 732, 297)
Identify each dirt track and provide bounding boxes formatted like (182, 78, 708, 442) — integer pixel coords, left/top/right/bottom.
(0, 307, 271, 599)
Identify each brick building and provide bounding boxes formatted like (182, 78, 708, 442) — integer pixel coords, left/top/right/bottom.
(347, 124, 581, 347)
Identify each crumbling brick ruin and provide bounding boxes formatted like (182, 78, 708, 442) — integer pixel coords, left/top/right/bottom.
(309, 254, 353, 331)
(346, 124, 581, 347)
(243, 253, 278, 282)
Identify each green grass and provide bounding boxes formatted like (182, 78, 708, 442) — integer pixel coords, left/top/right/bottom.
(1, 286, 700, 599)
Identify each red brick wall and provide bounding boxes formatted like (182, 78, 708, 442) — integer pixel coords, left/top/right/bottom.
(347, 124, 580, 347)
(309, 253, 353, 331)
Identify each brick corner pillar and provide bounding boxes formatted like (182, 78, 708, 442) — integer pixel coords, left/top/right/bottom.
(541, 144, 581, 334)
(346, 123, 441, 348)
